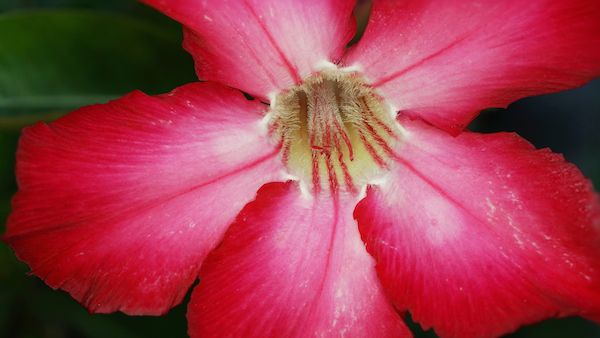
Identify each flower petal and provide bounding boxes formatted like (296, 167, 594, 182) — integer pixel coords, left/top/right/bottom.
(354, 118, 600, 338)
(3, 82, 285, 315)
(187, 182, 409, 337)
(142, 0, 356, 101)
(345, 0, 600, 134)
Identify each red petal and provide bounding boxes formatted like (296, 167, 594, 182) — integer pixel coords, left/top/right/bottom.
(346, 0, 600, 134)
(187, 182, 409, 338)
(142, 0, 356, 101)
(4, 82, 285, 315)
(354, 118, 600, 338)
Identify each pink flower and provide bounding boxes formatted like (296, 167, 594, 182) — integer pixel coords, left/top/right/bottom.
(4, 0, 600, 337)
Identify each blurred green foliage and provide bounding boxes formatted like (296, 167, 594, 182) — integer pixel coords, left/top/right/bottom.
(0, 11, 195, 118)
(0, 1, 599, 337)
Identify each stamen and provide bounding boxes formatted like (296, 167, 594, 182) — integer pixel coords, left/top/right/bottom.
(312, 151, 321, 194)
(360, 118, 396, 158)
(269, 68, 399, 194)
(358, 129, 388, 168)
(333, 119, 354, 161)
(361, 97, 397, 139)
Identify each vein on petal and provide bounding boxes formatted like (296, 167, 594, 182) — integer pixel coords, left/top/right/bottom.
(242, 0, 302, 85)
(5, 145, 282, 240)
(392, 152, 492, 229)
(372, 34, 471, 88)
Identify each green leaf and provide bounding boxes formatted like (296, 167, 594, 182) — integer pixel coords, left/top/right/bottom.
(0, 10, 195, 125)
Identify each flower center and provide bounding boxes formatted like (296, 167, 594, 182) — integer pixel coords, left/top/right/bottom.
(269, 68, 399, 194)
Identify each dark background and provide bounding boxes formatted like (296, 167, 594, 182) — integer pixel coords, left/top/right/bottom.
(0, 0, 599, 337)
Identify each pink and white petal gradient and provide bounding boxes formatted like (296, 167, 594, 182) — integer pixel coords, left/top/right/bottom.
(346, 0, 600, 134)
(3, 83, 285, 315)
(142, 0, 356, 101)
(355, 118, 600, 338)
(187, 182, 409, 338)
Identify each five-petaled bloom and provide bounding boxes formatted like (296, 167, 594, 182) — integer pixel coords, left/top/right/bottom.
(3, 0, 600, 337)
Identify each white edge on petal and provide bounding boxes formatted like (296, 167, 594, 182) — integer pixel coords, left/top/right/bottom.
(315, 60, 339, 71)
(340, 64, 363, 74)
(259, 111, 274, 136)
(367, 171, 392, 189)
